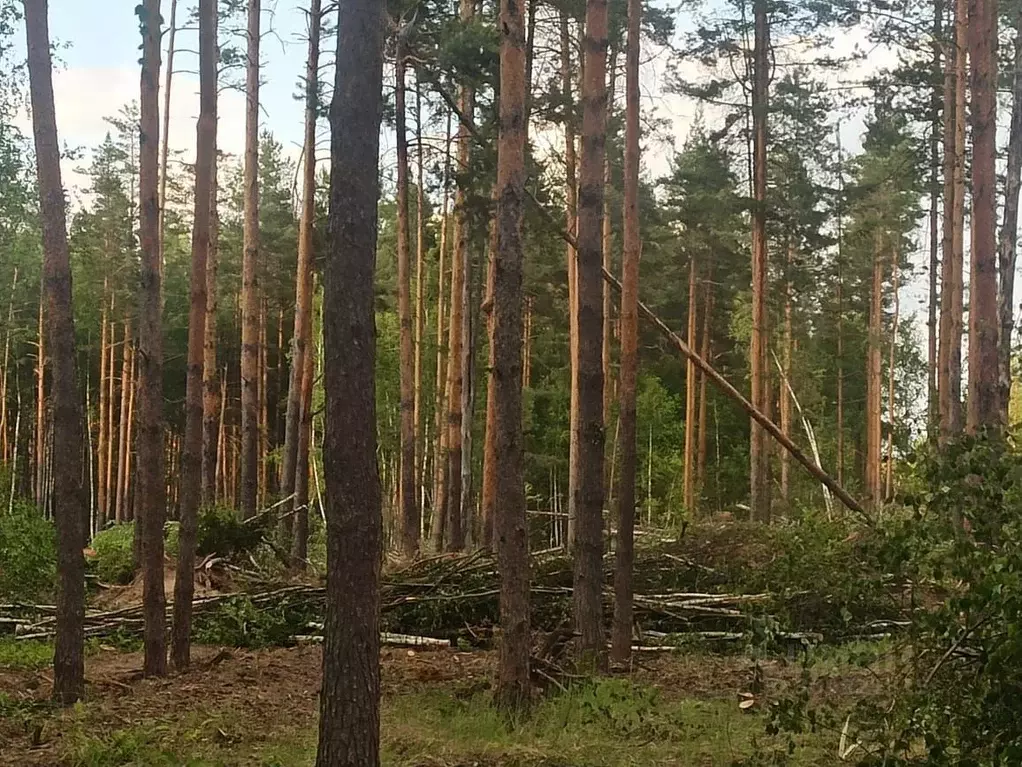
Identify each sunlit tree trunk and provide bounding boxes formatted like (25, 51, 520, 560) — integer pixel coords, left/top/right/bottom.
(998, 3, 1022, 425)
(750, 0, 771, 522)
(292, 278, 317, 567)
(967, 0, 999, 432)
(239, 0, 261, 519)
(574, 0, 608, 667)
(445, 0, 475, 553)
(97, 283, 109, 528)
(939, 0, 966, 441)
(886, 248, 900, 500)
(172, 0, 215, 670)
(136, 0, 167, 678)
(866, 232, 885, 506)
(114, 322, 131, 526)
(24, 0, 87, 702)
(281, 0, 321, 556)
(611, 0, 640, 664)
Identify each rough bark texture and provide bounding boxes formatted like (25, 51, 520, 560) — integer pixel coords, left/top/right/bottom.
(939, 1, 966, 442)
(999, 4, 1022, 425)
(445, 0, 475, 553)
(928, 1, 942, 441)
(172, 0, 215, 671)
(967, 0, 1000, 433)
(611, 0, 640, 665)
(240, 0, 261, 519)
(395, 41, 419, 559)
(281, 0, 321, 550)
(200, 81, 220, 505)
(750, 0, 771, 522)
(292, 287, 316, 567)
(314, 0, 384, 763)
(573, 0, 608, 667)
(562, 10, 580, 551)
(492, 0, 530, 712)
(24, 0, 87, 703)
(602, 46, 617, 440)
(137, 0, 167, 678)
(866, 233, 884, 506)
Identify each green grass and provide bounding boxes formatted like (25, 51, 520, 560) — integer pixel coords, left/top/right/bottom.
(0, 637, 53, 670)
(62, 680, 836, 767)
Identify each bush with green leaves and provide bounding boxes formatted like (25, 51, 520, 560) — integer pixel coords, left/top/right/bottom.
(0, 501, 55, 601)
(769, 437, 1022, 765)
(196, 504, 270, 558)
(89, 522, 179, 585)
(192, 594, 317, 648)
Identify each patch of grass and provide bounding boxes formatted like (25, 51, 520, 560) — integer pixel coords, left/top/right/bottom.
(0, 637, 52, 670)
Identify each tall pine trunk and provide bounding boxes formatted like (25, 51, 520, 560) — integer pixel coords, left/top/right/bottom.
(158, 0, 178, 277)
(750, 0, 771, 522)
(967, 0, 999, 432)
(239, 0, 261, 519)
(866, 232, 884, 506)
(114, 322, 131, 526)
(780, 244, 793, 507)
(414, 80, 427, 524)
(314, 2, 384, 762)
(97, 284, 109, 528)
(445, 0, 475, 553)
(998, 3, 1022, 424)
(137, 0, 167, 678)
(24, 0, 87, 703)
(611, 0, 640, 665)
(281, 0, 320, 558)
(492, 0, 530, 711)
(574, 0, 608, 667)
(683, 257, 697, 513)
(432, 119, 451, 549)
(172, 0, 215, 670)
(886, 249, 900, 500)
(395, 37, 418, 558)
(939, 0, 966, 441)
(562, 10, 580, 550)
(292, 280, 317, 567)
(928, 1, 942, 440)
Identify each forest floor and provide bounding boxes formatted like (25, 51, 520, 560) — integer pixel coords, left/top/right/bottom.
(0, 637, 882, 766)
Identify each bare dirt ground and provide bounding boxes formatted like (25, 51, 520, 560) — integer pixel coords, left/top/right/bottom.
(0, 641, 879, 766)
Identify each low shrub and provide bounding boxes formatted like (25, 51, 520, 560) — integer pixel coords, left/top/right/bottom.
(193, 594, 317, 648)
(89, 522, 179, 585)
(197, 504, 269, 558)
(0, 501, 56, 601)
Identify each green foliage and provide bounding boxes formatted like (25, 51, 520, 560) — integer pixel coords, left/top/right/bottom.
(192, 595, 317, 649)
(88, 524, 138, 585)
(0, 502, 56, 601)
(89, 522, 180, 585)
(0, 637, 52, 669)
(196, 505, 269, 559)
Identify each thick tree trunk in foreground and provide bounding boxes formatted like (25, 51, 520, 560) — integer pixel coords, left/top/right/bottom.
(611, 0, 640, 665)
(492, 0, 530, 712)
(395, 41, 419, 559)
(240, 0, 261, 519)
(173, 0, 215, 670)
(314, 0, 384, 762)
(967, 0, 1000, 433)
(998, 5, 1022, 425)
(137, 0, 167, 678)
(24, 0, 87, 704)
(573, 0, 608, 667)
(750, 0, 771, 522)
(281, 0, 321, 552)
